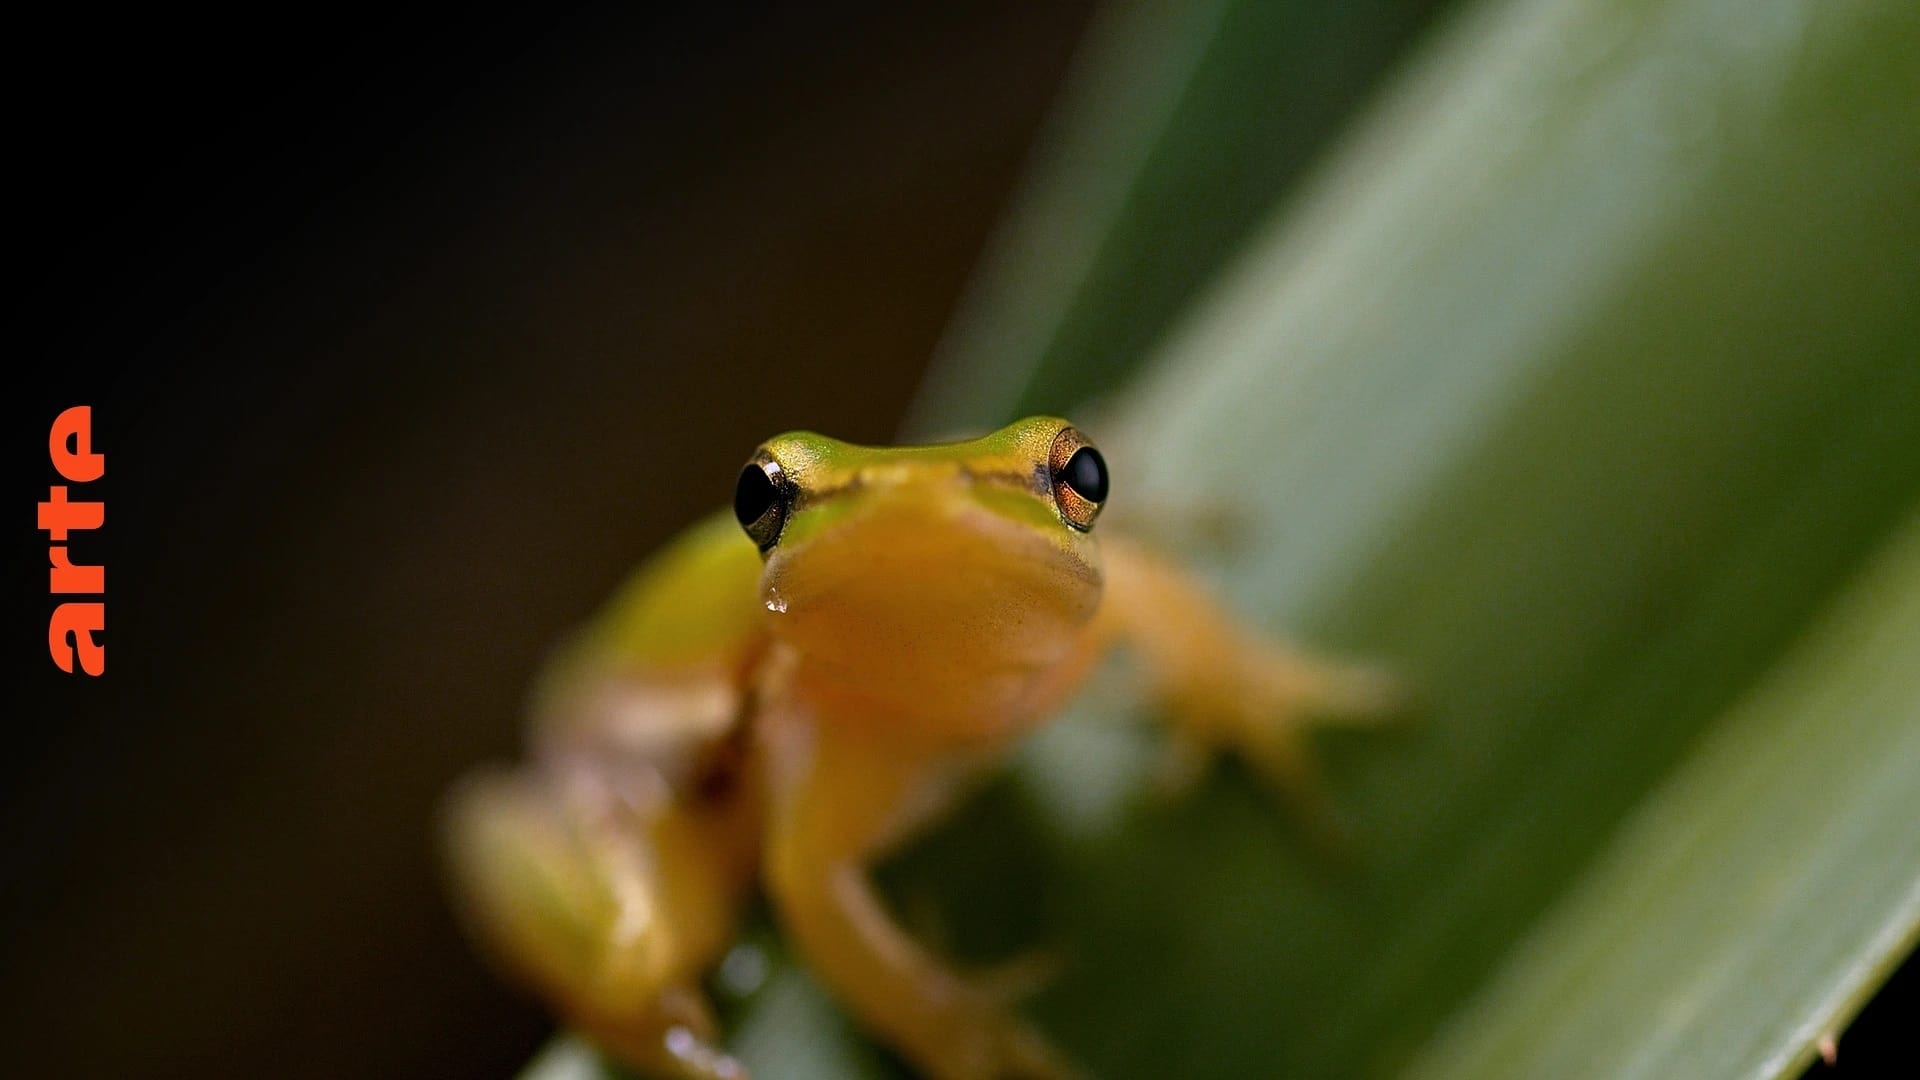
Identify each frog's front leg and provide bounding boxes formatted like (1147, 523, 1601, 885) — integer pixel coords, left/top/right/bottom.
(1093, 535, 1406, 835)
(761, 717, 1082, 1080)
(443, 760, 756, 1080)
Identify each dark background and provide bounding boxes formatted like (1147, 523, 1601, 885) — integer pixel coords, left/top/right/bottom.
(4, 4, 1910, 1079)
(5, 5, 1095, 1077)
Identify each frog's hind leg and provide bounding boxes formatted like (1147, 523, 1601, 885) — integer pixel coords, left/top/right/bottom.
(761, 721, 1083, 1080)
(443, 761, 757, 1080)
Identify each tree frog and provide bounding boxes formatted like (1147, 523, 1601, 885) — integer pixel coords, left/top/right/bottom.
(444, 416, 1395, 1079)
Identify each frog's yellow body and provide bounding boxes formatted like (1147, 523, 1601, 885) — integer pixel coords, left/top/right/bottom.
(445, 417, 1394, 1079)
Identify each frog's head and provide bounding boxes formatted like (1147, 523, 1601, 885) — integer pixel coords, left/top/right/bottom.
(733, 416, 1108, 715)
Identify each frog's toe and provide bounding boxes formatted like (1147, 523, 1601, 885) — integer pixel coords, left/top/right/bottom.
(932, 1011, 1085, 1080)
(995, 1021, 1087, 1080)
(1231, 723, 1370, 868)
(656, 1024, 749, 1080)
(1285, 658, 1413, 726)
(965, 946, 1065, 1006)
(590, 1017, 747, 1080)
(1145, 729, 1216, 803)
(1238, 644, 1411, 731)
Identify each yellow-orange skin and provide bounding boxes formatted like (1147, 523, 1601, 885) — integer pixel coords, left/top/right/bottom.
(444, 417, 1395, 1079)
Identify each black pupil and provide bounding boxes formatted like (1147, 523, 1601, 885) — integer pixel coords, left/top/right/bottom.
(734, 464, 779, 527)
(1061, 446, 1108, 503)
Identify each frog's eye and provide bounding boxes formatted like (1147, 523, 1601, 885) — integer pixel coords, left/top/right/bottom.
(734, 454, 791, 551)
(1047, 426, 1108, 532)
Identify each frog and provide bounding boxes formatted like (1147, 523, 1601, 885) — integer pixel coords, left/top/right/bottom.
(443, 416, 1398, 1080)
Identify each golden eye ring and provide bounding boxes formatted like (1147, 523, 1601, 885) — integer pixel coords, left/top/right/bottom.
(1048, 426, 1107, 532)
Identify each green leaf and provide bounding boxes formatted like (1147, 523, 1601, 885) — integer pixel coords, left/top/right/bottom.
(1404, 508, 1920, 1080)
(527, 0, 1920, 1074)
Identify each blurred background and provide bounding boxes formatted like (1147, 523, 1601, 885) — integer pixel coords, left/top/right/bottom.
(6, 2, 1914, 1079)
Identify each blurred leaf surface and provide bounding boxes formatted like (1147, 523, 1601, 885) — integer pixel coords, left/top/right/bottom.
(909, 0, 1452, 435)
(1009, 0, 1920, 1074)
(531, 0, 1920, 1075)
(1404, 508, 1920, 1078)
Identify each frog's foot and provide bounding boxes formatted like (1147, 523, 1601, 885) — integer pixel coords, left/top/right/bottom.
(1156, 638, 1405, 758)
(947, 1011, 1086, 1080)
(890, 981, 1083, 1080)
(443, 766, 752, 1080)
(1252, 649, 1411, 728)
(1096, 536, 1411, 856)
(1157, 646, 1408, 857)
(769, 856, 1085, 1080)
(588, 992, 748, 1080)
(765, 727, 1085, 1080)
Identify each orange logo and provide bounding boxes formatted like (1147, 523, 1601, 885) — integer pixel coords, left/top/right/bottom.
(41, 406, 106, 675)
